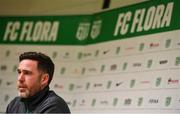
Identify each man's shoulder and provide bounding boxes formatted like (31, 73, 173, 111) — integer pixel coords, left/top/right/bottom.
(9, 96, 21, 104)
(47, 90, 67, 104)
(6, 96, 23, 112)
(39, 90, 70, 113)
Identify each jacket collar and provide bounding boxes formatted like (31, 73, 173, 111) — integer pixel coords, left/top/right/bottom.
(20, 86, 49, 112)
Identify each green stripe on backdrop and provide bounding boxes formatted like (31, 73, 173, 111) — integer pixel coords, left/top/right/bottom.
(87, 0, 180, 44)
(0, 15, 92, 45)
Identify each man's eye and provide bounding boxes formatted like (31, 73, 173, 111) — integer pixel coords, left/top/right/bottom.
(24, 71, 31, 75)
(17, 70, 21, 74)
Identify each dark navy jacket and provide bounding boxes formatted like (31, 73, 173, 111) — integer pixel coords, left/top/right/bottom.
(6, 86, 70, 113)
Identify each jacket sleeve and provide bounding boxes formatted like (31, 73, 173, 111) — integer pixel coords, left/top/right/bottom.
(39, 97, 71, 113)
(6, 97, 25, 113)
(6, 98, 17, 113)
(42, 104, 70, 113)
(6, 103, 10, 113)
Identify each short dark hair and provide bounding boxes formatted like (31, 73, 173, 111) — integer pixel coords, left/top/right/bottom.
(19, 51, 54, 84)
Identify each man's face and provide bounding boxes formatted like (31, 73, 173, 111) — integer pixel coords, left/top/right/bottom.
(17, 59, 43, 98)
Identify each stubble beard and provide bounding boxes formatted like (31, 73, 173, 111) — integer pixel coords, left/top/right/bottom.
(18, 89, 30, 98)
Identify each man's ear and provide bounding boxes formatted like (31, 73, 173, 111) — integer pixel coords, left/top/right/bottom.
(41, 73, 49, 87)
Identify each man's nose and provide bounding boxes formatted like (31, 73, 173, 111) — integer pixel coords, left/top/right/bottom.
(18, 73, 25, 82)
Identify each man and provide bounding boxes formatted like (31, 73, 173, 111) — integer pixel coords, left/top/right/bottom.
(6, 52, 70, 113)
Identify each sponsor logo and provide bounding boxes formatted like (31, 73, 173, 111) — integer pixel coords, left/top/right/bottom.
(159, 60, 168, 65)
(79, 99, 86, 106)
(101, 65, 106, 73)
(122, 62, 128, 71)
(52, 51, 57, 59)
(168, 78, 179, 84)
(140, 80, 150, 84)
(5, 50, 11, 57)
(81, 67, 86, 75)
(133, 62, 142, 67)
(149, 42, 159, 48)
(83, 52, 92, 58)
(86, 82, 90, 90)
(72, 68, 81, 75)
(60, 67, 66, 75)
(138, 97, 143, 106)
(63, 52, 70, 59)
(69, 83, 75, 91)
(106, 81, 112, 89)
(88, 67, 97, 73)
(124, 98, 132, 106)
(54, 84, 64, 89)
(149, 99, 159, 104)
(165, 96, 172, 107)
(13, 65, 18, 72)
(4, 94, 10, 102)
(100, 100, 109, 105)
(130, 79, 136, 88)
(116, 82, 123, 87)
(6, 81, 14, 86)
(155, 77, 162, 87)
(91, 98, 96, 107)
(116, 47, 121, 54)
(72, 99, 77, 107)
(147, 59, 153, 68)
(125, 46, 135, 51)
(103, 50, 110, 55)
(0, 65, 7, 71)
(94, 83, 103, 88)
(139, 43, 145, 51)
(175, 56, 180, 66)
(77, 52, 83, 60)
(177, 42, 180, 46)
(110, 64, 117, 71)
(95, 50, 99, 57)
(77, 52, 93, 59)
(76, 85, 83, 89)
(113, 98, 118, 106)
(165, 39, 171, 48)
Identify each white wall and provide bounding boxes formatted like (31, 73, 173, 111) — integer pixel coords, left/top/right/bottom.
(0, 0, 146, 15)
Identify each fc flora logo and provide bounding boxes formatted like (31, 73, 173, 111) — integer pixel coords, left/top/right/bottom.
(76, 22, 91, 41)
(3, 21, 59, 42)
(90, 20, 102, 39)
(76, 19, 102, 41)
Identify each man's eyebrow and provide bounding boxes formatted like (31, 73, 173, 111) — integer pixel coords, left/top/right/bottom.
(17, 69, 32, 73)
